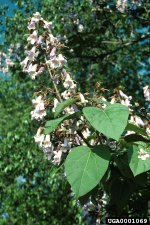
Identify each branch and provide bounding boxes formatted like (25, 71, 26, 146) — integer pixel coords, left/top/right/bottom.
(80, 32, 150, 60)
(76, 130, 92, 148)
(45, 56, 63, 103)
(137, 60, 148, 68)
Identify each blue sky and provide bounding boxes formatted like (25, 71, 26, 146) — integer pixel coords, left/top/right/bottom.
(0, 0, 18, 44)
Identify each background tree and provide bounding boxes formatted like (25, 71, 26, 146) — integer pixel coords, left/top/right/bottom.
(0, 48, 86, 224)
(1, 0, 150, 112)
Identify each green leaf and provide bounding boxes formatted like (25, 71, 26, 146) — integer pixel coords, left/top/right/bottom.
(78, 185, 98, 206)
(114, 154, 134, 179)
(114, 153, 147, 187)
(125, 123, 148, 137)
(88, 97, 111, 106)
(44, 114, 67, 134)
(54, 98, 79, 118)
(109, 178, 134, 215)
(132, 172, 147, 187)
(124, 134, 150, 143)
(83, 103, 129, 141)
(127, 145, 150, 176)
(65, 145, 110, 199)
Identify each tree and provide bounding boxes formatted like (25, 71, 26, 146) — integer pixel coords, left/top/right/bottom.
(1, 0, 150, 224)
(1, 0, 150, 112)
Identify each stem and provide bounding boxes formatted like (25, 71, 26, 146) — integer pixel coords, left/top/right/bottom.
(45, 57, 63, 103)
(96, 130, 102, 145)
(76, 130, 92, 148)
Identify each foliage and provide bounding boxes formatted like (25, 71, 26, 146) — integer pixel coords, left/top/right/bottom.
(1, 0, 150, 113)
(0, 67, 86, 224)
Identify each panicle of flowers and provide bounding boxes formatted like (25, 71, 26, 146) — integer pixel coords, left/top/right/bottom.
(0, 51, 14, 75)
(116, 0, 128, 13)
(21, 12, 91, 163)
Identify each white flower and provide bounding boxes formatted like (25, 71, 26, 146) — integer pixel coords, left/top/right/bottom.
(35, 101, 45, 112)
(146, 127, 150, 136)
(82, 128, 91, 139)
(143, 86, 150, 101)
(43, 20, 53, 30)
(34, 128, 45, 147)
(31, 109, 46, 121)
(27, 31, 38, 45)
(143, 85, 149, 94)
(43, 135, 52, 148)
(20, 56, 29, 68)
(61, 90, 71, 100)
(2, 52, 6, 58)
(2, 67, 8, 75)
(5, 58, 14, 66)
(28, 46, 36, 61)
(27, 64, 38, 79)
(119, 90, 132, 100)
(78, 24, 84, 32)
(46, 53, 66, 69)
(46, 57, 59, 69)
(49, 34, 58, 44)
(80, 93, 88, 105)
(128, 115, 135, 124)
(110, 97, 116, 104)
(32, 95, 42, 107)
(65, 106, 75, 114)
(121, 99, 133, 111)
(125, 130, 135, 136)
(138, 148, 150, 160)
(101, 97, 107, 110)
(31, 12, 42, 23)
(63, 74, 73, 88)
(52, 150, 63, 165)
(31, 96, 47, 121)
(52, 98, 59, 112)
(135, 116, 145, 128)
(57, 54, 67, 68)
(27, 21, 35, 30)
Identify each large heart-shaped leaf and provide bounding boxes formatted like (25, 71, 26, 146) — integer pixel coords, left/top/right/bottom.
(127, 145, 150, 176)
(125, 123, 148, 137)
(83, 103, 129, 141)
(54, 98, 79, 118)
(65, 145, 110, 199)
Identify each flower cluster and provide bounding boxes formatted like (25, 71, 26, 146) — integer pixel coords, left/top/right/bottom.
(116, 0, 141, 13)
(116, 0, 128, 13)
(0, 51, 14, 75)
(20, 12, 91, 165)
(31, 95, 47, 121)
